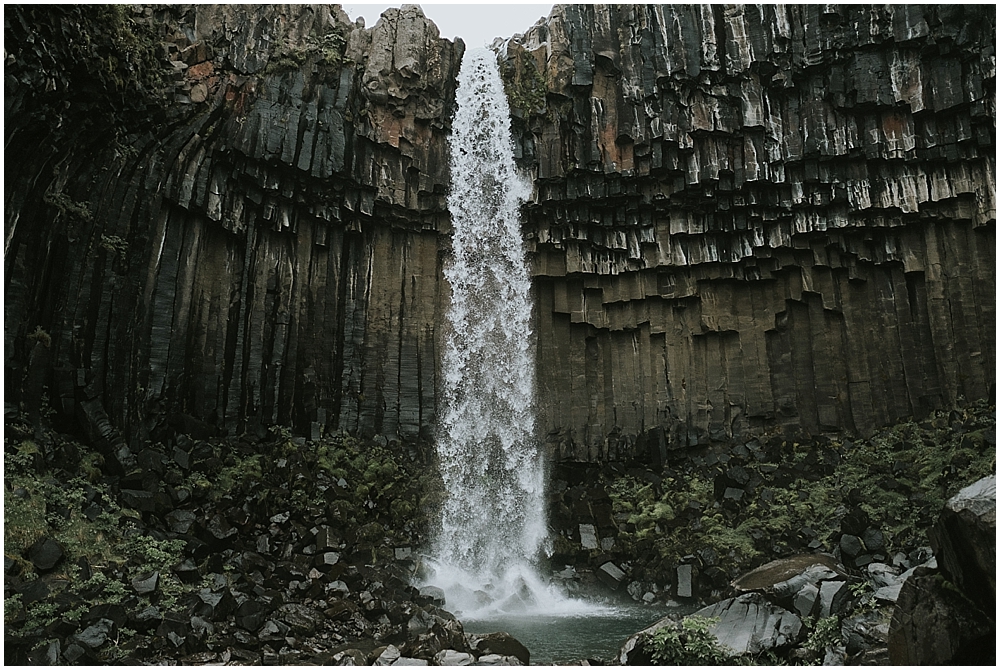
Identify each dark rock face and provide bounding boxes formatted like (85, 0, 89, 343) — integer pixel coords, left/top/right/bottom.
(504, 4, 995, 460)
(4, 5, 996, 464)
(5, 5, 461, 446)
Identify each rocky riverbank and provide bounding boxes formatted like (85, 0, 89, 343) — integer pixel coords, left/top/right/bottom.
(5, 397, 993, 665)
(3, 410, 528, 665)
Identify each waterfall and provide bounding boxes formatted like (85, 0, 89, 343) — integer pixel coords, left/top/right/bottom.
(422, 47, 568, 618)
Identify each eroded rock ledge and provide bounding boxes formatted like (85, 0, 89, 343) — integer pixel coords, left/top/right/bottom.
(502, 4, 995, 461)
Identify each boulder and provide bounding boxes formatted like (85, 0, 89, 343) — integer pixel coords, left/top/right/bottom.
(888, 568, 994, 665)
(472, 654, 522, 665)
(888, 474, 996, 665)
(694, 593, 803, 656)
(418, 585, 446, 606)
(927, 474, 995, 616)
(596, 561, 626, 589)
(817, 580, 849, 618)
(469, 632, 530, 665)
(732, 554, 843, 594)
(73, 618, 113, 649)
(433, 649, 474, 666)
(731, 554, 846, 617)
(675, 564, 693, 599)
(277, 602, 322, 635)
(578, 524, 599, 550)
(27, 537, 64, 572)
(373, 645, 401, 666)
(131, 571, 159, 595)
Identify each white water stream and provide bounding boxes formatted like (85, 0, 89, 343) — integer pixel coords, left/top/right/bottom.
(422, 47, 607, 620)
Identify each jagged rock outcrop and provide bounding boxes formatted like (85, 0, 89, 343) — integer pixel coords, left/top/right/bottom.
(503, 5, 995, 461)
(888, 474, 996, 664)
(5, 5, 995, 464)
(5, 5, 462, 447)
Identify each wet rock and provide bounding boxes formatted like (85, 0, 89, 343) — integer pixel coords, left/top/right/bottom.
(418, 585, 446, 606)
(470, 632, 530, 665)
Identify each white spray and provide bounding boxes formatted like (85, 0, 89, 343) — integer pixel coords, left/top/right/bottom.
(423, 47, 604, 620)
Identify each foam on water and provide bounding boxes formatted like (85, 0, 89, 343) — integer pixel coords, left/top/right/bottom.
(421, 47, 601, 619)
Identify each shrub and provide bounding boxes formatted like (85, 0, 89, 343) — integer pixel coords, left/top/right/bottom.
(648, 616, 730, 665)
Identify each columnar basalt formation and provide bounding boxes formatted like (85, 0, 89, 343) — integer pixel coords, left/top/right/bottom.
(5, 5, 462, 449)
(5, 5, 995, 466)
(502, 4, 995, 461)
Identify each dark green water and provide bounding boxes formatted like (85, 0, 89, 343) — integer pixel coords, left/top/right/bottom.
(462, 605, 683, 664)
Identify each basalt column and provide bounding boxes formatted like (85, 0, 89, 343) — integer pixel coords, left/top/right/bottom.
(502, 4, 995, 462)
(4, 5, 463, 451)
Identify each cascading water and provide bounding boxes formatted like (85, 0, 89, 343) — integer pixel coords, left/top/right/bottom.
(421, 47, 595, 619)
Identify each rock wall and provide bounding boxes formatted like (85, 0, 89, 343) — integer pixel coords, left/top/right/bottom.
(502, 4, 995, 461)
(5, 5, 462, 448)
(5, 5, 995, 465)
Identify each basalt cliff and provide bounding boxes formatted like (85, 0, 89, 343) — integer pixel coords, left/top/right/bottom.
(5, 4, 995, 465)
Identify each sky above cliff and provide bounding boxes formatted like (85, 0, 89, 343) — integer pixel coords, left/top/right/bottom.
(342, 3, 554, 48)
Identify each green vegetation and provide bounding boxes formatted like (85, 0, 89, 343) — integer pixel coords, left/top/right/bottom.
(265, 29, 348, 75)
(499, 50, 548, 115)
(99, 234, 129, 257)
(608, 398, 996, 581)
(801, 615, 842, 655)
(6, 5, 167, 138)
(4, 408, 433, 659)
(42, 191, 93, 225)
(4, 430, 188, 653)
(648, 616, 731, 665)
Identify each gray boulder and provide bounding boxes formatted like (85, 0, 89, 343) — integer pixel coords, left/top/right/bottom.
(694, 593, 803, 656)
(433, 649, 474, 665)
(928, 473, 995, 616)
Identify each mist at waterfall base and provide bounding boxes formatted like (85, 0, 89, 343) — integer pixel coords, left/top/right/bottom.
(414, 47, 669, 662)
